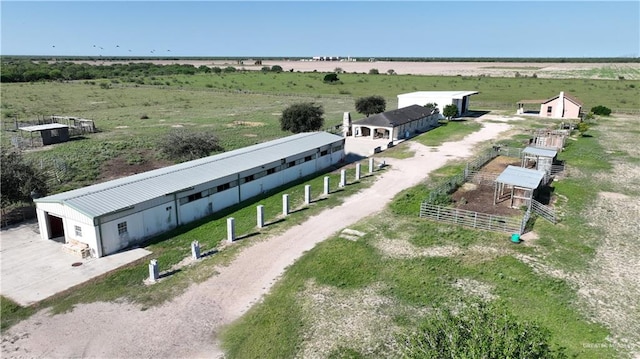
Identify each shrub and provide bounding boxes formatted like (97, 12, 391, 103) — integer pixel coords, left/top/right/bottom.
(368, 68, 379, 75)
(591, 105, 611, 116)
(323, 73, 339, 83)
(271, 65, 283, 73)
(280, 102, 324, 133)
(399, 301, 567, 359)
(158, 129, 223, 162)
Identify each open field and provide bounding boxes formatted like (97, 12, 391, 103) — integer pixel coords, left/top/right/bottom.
(64, 59, 640, 80)
(1, 66, 639, 358)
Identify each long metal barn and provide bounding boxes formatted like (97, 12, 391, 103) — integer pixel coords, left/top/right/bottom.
(34, 132, 345, 258)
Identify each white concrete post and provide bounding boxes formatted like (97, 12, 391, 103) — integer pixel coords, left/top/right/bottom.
(339, 169, 346, 187)
(324, 176, 330, 195)
(227, 217, 235, 243)
(304, 185, 311, 205)
(369, 158, 374, 174)
(257, 205, 264, 228)
(191, 241, 201, 259)
(355, 163, 361, 181)
(149, 259, 159, 282)
(282, 194, 289, 216)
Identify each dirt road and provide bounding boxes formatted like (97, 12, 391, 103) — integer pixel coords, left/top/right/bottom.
(1, 119, 512, 358)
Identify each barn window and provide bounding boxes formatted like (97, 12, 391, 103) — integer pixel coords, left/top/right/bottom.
(117, 222, 128, 235)
(304, 155, 313, 162)
(180, 192, 203, 205)
(547, 106, 552, 114)
(332, 144, 344, 152)
(217, 183, 230, 192)
(267, 167, 276, 175)
(320, 150, 328, 156)
(288, 161, 296, 168)
(74, 225, 82, 237)
(243, 174, 255, 183)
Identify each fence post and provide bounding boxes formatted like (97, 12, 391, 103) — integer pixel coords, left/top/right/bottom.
(474, 212, 477, 229)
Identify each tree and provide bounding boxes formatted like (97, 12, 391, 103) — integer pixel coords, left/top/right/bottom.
(280, 103, 324, 133)
(591, 105, 611, 116)
(1, 151, 48, 208)
(443, 104, 458, 120)
(368, 68, 379, 75)
(424, 102, 439, 115)
(158, 129, 223, 162)
(399, 301, 567, 359)
(577, 122, 590, 136)
(323, 73, 339, 83)
(271, 65, 283, 73)
(355, 96, 386, 117)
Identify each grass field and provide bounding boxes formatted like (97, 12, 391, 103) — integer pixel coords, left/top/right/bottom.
(221, 120, 638, 358)
(1, 68, 639, 357)
(2, 71, 638, 194)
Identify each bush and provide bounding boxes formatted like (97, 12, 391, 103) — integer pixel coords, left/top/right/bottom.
(271, 65, 283, 73)
(323, 73, 339, 83)
(280, 102, 324, 133)
(368, 68, 379, 75)
(591, 105, 611, 116)
(158, 129, 223, 161)
(399, 301, 567, 359)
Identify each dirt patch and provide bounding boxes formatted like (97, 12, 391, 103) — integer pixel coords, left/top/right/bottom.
(451, 278, 497, 301)
(451, 155, 525, 216)
(297, 281, 412, 358)
(226, 121, 265, 128)
(98, 150, 173, 182)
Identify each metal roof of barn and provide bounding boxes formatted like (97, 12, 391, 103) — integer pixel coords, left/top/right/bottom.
(35, 132, 343, 219)
(522, 146, 557, 158)
(496, 166, 545, 189)
(353, 105, 435, 127)
(19, 123, 69, 132)
(397, 91, 479, 99)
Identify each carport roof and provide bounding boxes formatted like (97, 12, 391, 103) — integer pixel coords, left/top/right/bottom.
(496, 166, 545, 189)
(523, 146, 557, 158)
(353, 105, 435, 128)
(35, 132, 343, 219)
(19, 123, 69, 132)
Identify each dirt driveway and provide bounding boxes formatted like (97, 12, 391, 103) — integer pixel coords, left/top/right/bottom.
(1, 118, 512, 359)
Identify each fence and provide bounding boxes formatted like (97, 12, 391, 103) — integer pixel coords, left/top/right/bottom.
(419, 203, 526, 234)
(530, 199, 557, 224)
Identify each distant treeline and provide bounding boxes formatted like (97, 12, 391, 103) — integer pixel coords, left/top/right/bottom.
(0, 59, 218, 83)
(2, 56, 638, 83)
(2, 55, 639, 63)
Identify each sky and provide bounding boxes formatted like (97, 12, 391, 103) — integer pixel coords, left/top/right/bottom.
(1, 1, 638, 58)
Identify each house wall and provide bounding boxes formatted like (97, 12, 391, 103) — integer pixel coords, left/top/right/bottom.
(540, 99, 581, 119)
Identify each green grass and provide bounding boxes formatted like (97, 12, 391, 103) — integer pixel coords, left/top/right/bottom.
(221, 129, 621, 358)
(0, 296, 36, 331)
(415, 120, 483, 147)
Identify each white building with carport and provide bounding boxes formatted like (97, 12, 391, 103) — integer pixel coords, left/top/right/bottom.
(34, 132, 345, 258)
(397, 91, 479, 117)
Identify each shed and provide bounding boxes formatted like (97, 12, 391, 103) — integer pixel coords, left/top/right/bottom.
(522, 146, 558, 175)
(351, 105, 438, 141)
(397, 91, 479, 117)
(18, 123, 70, 146)
(34, 132, 345, 258)
(494, 166, 546, 208)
